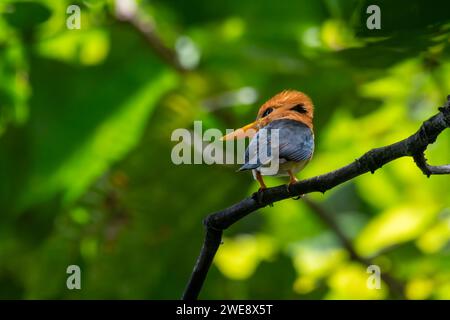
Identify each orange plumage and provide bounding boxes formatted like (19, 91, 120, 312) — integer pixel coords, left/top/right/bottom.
(222, 90, 315, 190)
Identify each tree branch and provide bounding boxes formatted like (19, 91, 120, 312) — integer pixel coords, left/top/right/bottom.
(413, 151, 450, 176)
(182, 96, 450, 300)
(302, 197, 405, 299)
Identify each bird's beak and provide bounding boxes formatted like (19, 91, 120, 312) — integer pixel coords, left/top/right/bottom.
(220, 119, 261, 141)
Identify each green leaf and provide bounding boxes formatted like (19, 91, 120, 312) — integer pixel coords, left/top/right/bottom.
(0, 26, 178, 210)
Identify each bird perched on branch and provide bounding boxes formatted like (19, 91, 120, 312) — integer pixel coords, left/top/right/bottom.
(221, 90, 314, 191)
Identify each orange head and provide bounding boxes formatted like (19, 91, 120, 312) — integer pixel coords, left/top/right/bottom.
(221, 90, 314, 140)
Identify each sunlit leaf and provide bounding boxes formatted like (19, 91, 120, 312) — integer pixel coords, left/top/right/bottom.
(355, 205, 438, 256)
(214, 234, 276, 280)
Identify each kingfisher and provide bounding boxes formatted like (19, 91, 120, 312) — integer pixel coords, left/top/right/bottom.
(221, 90, 314, 191)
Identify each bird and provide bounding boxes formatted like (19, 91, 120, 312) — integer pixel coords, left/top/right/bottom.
(220, 90, 314, 192)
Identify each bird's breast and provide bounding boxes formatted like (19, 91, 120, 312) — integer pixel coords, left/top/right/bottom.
(254, 157, 311, 177)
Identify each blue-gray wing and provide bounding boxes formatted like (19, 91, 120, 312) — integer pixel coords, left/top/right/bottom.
(239, 119, 314, 171)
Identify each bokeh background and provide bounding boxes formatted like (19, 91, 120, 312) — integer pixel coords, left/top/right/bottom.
(0, 0, 450, 299)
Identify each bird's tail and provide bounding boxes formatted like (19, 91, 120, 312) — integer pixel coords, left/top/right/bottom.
(237, 162, 260, 172)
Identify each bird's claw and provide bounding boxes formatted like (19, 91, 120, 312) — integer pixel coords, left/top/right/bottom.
(252, 188, 273, 207)
(252, 188, 264, 204)
(286, 183, 294, 194)
(287, 183, 303, 200)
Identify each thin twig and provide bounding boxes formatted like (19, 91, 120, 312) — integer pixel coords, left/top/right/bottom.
(114, 0, 188, 73)
(302, 197, 405, 299)
(413, 152, 450, 177)
(182, 96, 450, 300)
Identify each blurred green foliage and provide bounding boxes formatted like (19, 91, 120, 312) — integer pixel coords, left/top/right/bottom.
(0, 0, 449, 299)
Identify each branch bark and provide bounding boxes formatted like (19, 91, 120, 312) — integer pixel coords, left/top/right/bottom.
(182, 96, 450, 300)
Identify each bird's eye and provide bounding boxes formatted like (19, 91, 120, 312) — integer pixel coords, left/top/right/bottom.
(291, 104, 307, 113)
(262, 107, 273, 117)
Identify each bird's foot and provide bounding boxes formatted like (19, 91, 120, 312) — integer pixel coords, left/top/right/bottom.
(286, 183, 295, 194)
(252, 187, 265, 205)
(286, 179, 303, 200)
(252, 187, 273, 207)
